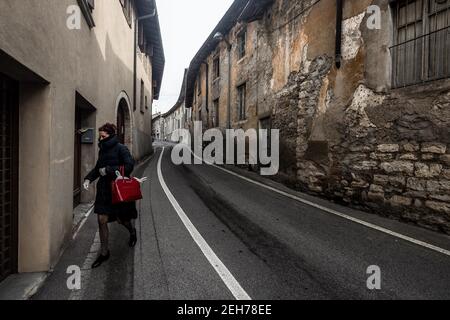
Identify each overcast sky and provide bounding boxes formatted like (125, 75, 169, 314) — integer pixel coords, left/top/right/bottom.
(153, 0, 234, 115)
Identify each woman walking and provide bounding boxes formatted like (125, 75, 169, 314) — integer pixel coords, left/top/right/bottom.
(83, 123, 138, 269)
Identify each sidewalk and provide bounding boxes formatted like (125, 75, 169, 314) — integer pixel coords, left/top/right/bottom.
(0, 202, 95, 300)
(0, 152, 155, 300)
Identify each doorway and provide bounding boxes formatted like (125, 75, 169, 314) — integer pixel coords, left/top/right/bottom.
(74, 93, 96, 208)
(116, 97, 132, 148)
(0, 73, 19, 282)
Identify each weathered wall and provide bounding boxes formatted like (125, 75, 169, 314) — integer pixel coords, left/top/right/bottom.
(190, 0, 450, 234)
(263, 0, 450, 234)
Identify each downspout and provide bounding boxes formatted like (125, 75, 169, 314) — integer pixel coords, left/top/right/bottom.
(201, 62, 209, 127)
(335, 0, 344, 69)
(227, 43, 232, 129)
(134, 9, 157, 112)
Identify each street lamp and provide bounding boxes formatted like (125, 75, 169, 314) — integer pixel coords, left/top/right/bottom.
(213, 32, 232, 130)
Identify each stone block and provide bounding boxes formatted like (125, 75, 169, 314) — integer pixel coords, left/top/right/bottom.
(352, 161, 379, 171)
(443, 170, 450, 180)
(369, 184, 384, 193)
(421, 143, 447, 154)
(441, 155, 450, 166)
(427, 180, 450, 193)
(425, 201, 450, 215)
(380, 161, 414, 175)
(390, 195, 412, 207)
(377, 144, 399, 153)
(373, 175, 406, 188)
(422, 154, 435, 160)
(407, 178, 427, 191)
(399, 153, 418, 161)
(403, 143, 420, 152)
(414, 163, 443, 178)
(351, 179, 369, 188)
(430, 194, 450, 202)
(368, 192, 385, 202)
(370, 153, 394, 161)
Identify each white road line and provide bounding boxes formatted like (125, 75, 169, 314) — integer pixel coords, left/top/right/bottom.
(72, 206, 95, 241)
(189, 150, 450, 258)
(157, 147, 251, 300)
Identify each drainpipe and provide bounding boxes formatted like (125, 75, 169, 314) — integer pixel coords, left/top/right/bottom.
(335, 0, 344, 69)
(201, 62, 209, 127)
(226, 43, 232, 129)
(213, 32, 232, 129)
(134, 9, 157, 112)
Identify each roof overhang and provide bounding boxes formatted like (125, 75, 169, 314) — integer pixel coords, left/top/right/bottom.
(136, 0, 165, 100)
(185, 0, 274, 108)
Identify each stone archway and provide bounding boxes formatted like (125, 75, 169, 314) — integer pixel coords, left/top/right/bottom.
(115, 92, 133, 151)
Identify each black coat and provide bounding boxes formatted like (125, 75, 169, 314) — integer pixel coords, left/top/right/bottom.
(85, 135, 138, 221)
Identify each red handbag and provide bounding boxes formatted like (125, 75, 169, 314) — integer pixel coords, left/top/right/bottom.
(112, 166, 143, 204)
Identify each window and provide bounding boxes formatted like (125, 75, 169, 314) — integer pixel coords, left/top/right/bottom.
(391, 0, 450, 87)
(237, 28, 247, 59)
(197, 73, 202, 96)
(120, 0, 132, 26)
(237, 84, 247, 121)
(213, 56, 220, 79)
(145, 95, 148, 110)
(140, 80, 145, 113)
(213, 99, 220, 128)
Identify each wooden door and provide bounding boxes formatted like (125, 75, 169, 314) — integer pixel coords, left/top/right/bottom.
(0, 73, 19, 282)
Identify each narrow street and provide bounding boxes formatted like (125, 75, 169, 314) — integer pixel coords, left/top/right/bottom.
(34, 142, 450, 300)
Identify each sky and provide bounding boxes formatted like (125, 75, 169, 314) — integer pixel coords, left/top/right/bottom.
(153, 0, 234, 115)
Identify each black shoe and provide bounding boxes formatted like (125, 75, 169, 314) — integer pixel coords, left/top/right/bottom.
(129, 228, 137, 247)
(91, 251, 110, 269)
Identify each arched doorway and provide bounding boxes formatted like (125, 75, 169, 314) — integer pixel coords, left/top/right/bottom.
(115, 93, 132, 150)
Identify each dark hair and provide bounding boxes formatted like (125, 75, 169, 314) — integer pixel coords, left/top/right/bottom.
(99, 123, 117, 136)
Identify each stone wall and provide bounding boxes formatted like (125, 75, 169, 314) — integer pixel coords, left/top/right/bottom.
(189, 0, 450, 234)
(265, 0, 450, 234)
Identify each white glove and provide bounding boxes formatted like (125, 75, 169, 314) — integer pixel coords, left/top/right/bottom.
(134, 177, 148, 184)
(83, 180, 90, 191)
(99, 167, 107, 176)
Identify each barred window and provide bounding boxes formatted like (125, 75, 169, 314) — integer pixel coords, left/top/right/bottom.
(237, 83, 247, 121)
(237, 29, 247, 59)
(213, 56, 220, 79)
(390, 0, 450, 87)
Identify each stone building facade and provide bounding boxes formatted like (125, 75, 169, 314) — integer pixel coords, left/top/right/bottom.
(0, 0, 164, 280)
(185, 0, 450, 234)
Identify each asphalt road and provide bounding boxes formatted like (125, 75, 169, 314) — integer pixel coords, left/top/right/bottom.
(34, 142, 450, 300)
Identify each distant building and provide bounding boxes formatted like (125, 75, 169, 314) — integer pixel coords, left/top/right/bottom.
(152, 112, 163, 140)
(154, 70, 189, 142)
